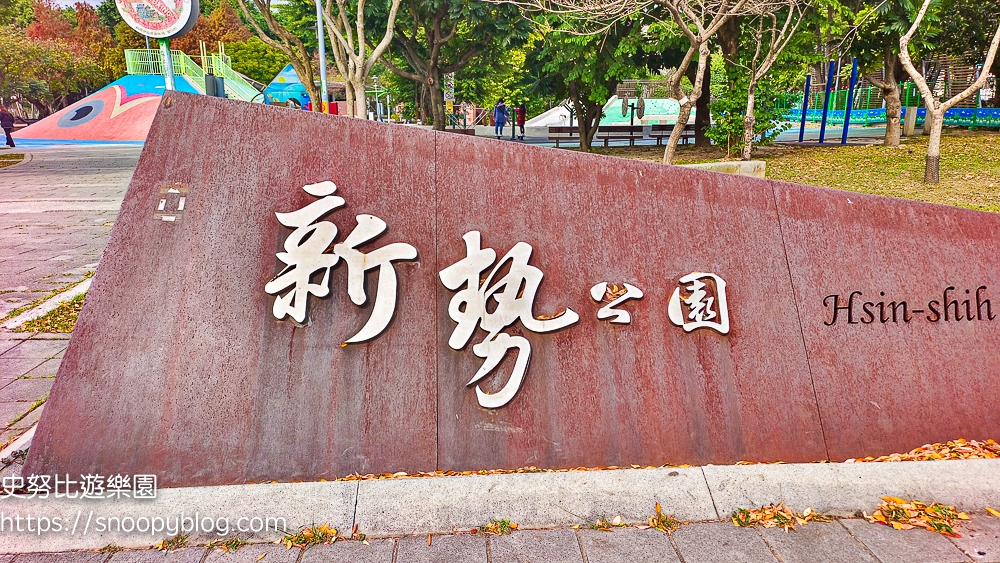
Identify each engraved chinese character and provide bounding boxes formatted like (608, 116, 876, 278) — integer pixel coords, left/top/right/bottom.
(439, 231, 579, 408)
(668, 272, 730, 334)
(265, 181, 417, 342)
(590, 282, 643, 324)
(133, 474, 157, 499)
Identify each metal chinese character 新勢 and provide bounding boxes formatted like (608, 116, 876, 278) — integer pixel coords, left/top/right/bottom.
(668, 272, 730, 334)
(265, 181, 417, 342)
(440, 231, 579, 409)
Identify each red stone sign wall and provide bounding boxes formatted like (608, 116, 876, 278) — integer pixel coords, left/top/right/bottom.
(24, 94, 1000, 487)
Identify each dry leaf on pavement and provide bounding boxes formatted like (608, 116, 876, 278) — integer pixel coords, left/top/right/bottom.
(868, 498, 968, 537)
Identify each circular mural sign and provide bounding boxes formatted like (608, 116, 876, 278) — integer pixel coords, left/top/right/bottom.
(116, 0, 199, 39)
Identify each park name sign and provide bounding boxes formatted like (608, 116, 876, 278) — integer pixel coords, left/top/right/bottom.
(24, 93, 1000, 488)
(116, 0, 198, 39)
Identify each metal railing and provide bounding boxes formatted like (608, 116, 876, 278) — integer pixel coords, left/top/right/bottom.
(206, 54, 260, 102)
(124, 49, 205, 94)
(124, 49, 265, 101)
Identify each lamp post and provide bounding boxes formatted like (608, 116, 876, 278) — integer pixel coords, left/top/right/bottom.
(314, 2, 329, 113)
(159, 39, 175, 91)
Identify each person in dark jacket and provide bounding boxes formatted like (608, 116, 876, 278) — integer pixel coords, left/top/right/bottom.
(0, 106, 16, 148)
(493, 99, 508, 139)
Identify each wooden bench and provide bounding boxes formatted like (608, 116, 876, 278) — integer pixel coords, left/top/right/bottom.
(650, 123, 696, 145)
(547, 125, 580, 147)
(594, 125, 644, 146)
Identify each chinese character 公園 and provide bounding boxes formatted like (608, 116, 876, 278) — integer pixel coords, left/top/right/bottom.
(439, 231, 579, 409)
(590, 282, 643, 324)
(667, 272, 729, 334)
(264, 181, 417, 342)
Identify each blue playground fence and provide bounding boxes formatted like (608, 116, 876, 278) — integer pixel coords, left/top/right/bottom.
(786, 106, 1000, 127)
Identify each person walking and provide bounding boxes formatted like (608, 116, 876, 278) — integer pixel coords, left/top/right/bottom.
(493, 98, 508, 139)
(515, 102, 527, 140)
(0, 106, 16, 148)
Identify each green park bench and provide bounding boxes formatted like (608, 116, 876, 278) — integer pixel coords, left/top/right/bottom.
(547, 125, 580, 147)
(594, 125, 645, 146)
(650, 123, 696, 145)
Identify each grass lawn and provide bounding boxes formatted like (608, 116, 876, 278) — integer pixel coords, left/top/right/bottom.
(14, 293, 85, 333)
(585, 129, 1000, 214)
(0, 152, 24, 168)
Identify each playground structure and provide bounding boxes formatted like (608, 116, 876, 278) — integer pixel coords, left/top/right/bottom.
(786, 80, 1000, 128)
(12, 74, 198, 143)
(786, 55, 1000, 131)
(13, 46, 263, 143)
(123, 48, 261, 102)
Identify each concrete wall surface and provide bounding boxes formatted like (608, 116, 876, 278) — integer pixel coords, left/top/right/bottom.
(24, 93, 1000, 487)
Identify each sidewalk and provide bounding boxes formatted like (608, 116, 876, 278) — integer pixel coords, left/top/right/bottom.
(0, 145, 142, 447)
(2, 146, 999, 562)
(0, 460, 998, 560)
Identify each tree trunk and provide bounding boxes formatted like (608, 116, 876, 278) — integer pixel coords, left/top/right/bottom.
(345, 82, 356, 118)
(867, 58, 901, 147)
(289, 60, 320, 112)
(717, 18, 740, 70)
(416, 83, 428, 124)
(664, 103, 692, 164)
(663, 44, 709, 165)
(883, 81, 901, 147)
(577, 105, 601, 152)
(924, 110, 943, 183)
(26, 98, 51, 118)
(351, 78, 366, 118)
(741, 84, 757, 161)
(569, 82, 598, 152)
(695, 54, 712, 147)
(429, 79, 446, 130)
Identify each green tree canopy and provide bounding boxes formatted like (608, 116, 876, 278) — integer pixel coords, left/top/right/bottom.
(227, 35, 290, 83)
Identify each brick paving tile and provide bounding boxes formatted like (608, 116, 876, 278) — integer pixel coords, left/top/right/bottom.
(396, 534, 487, 563)
(490, 529, 584, 563)
(579, 527, 681, 563)
(670, 521, 778, 563)
(203, 544, 300, 563)
(759, 521, 878, 563)
(948, 515, 1000, 563)
(840, 518, 972, 563)
(299, 539, 395, 563)
(108, 548, 208, 563)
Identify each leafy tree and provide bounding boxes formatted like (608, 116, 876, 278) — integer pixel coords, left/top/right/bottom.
(0, 25, 46, 103)
(526, 17, 653, 151)
(847, 0, 940, 146)
(1, 26, 103, 116)
(1, 0, 33, 26)
(227, 36, 289, 83)
(114, 19, 147, 49)
(95, 0, 121, 32)
(173, 2, 251, 54)
(73, 2, 124, 81)
(25, 0, 73, 40)
(377, 0, 531, 129)
(323, 0, 402, 116)
(937, 0, 1000, 76)
(899, 0, 1000, 182)
(235, 0, 323, 109)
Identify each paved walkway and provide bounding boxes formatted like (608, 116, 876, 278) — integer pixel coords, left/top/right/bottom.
(0, 145, 141, 445)
(3, 517, 999, 562)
